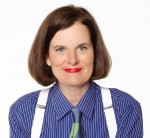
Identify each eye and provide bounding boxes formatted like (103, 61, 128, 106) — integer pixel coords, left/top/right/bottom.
(56, 47, 65, 52)
(79, 46, 87, 51)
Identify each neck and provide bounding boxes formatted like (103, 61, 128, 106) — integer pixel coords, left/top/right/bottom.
(58, 82, 89, 107)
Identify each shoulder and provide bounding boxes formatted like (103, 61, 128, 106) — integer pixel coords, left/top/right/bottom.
(110, 88, 141, 108)
(9, 90, 40, 113)
(94, 82, 141, 111)
(109, 88, 142, 121)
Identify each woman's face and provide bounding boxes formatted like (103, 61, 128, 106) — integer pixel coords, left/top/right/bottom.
(46, 22, 94, 88)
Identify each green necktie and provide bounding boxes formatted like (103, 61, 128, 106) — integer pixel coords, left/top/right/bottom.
(70, 108, 85, 138)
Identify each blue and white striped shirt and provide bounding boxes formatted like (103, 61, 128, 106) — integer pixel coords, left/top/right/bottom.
(9, 81, 143, 138)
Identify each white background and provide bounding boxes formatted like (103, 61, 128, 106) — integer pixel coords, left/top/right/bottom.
(0, 0, 150, 137)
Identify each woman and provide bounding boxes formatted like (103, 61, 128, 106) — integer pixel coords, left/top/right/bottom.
(9, 5, 143, 138)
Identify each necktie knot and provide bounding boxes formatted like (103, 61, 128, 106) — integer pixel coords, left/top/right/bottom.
(70, 108, 85, 138)
(72, 108, 81, 122)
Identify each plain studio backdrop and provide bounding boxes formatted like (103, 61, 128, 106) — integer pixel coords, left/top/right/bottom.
(0, 0, 149, 137)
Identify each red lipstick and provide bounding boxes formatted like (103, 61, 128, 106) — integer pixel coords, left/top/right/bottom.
(64, 68, 82, 73)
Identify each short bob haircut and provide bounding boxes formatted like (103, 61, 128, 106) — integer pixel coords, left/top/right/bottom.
(28, 5, 112, 86)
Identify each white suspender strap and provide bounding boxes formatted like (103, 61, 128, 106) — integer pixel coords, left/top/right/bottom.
(101, 87, 117, 138)
(31, 88, 50, 138)
(31, 86, 116, 137)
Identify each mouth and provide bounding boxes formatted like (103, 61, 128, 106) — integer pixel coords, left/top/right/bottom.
(64, 68, 82, 73)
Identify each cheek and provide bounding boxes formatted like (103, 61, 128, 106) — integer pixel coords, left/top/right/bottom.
(50, 55, 65, 67)
(82, 52, 94, 66)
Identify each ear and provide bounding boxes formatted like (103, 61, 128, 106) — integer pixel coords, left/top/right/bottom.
(46, 56, 51, 66)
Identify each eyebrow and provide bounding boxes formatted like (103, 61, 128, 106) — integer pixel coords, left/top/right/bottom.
(52, 43, 89, 48)
(78, 43, 89, 47)
(52, 45, 65, 48)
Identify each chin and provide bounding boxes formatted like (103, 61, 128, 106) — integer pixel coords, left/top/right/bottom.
(66, 80, 89, 87)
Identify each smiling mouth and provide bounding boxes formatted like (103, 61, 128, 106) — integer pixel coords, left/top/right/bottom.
(64, 68, 82, 73)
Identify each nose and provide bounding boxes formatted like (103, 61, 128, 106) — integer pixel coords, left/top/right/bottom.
(67, 50, 79, 65)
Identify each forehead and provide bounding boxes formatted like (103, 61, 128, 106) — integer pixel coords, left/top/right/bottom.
(50, 22, 91, 47)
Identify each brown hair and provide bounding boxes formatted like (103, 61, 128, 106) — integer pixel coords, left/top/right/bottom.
(28, 5, 112, 86)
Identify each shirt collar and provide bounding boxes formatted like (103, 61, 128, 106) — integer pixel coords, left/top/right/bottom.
(76, 81, 96, 120)
(52, 84, 73, 120)
(52, 81, 96, 120)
